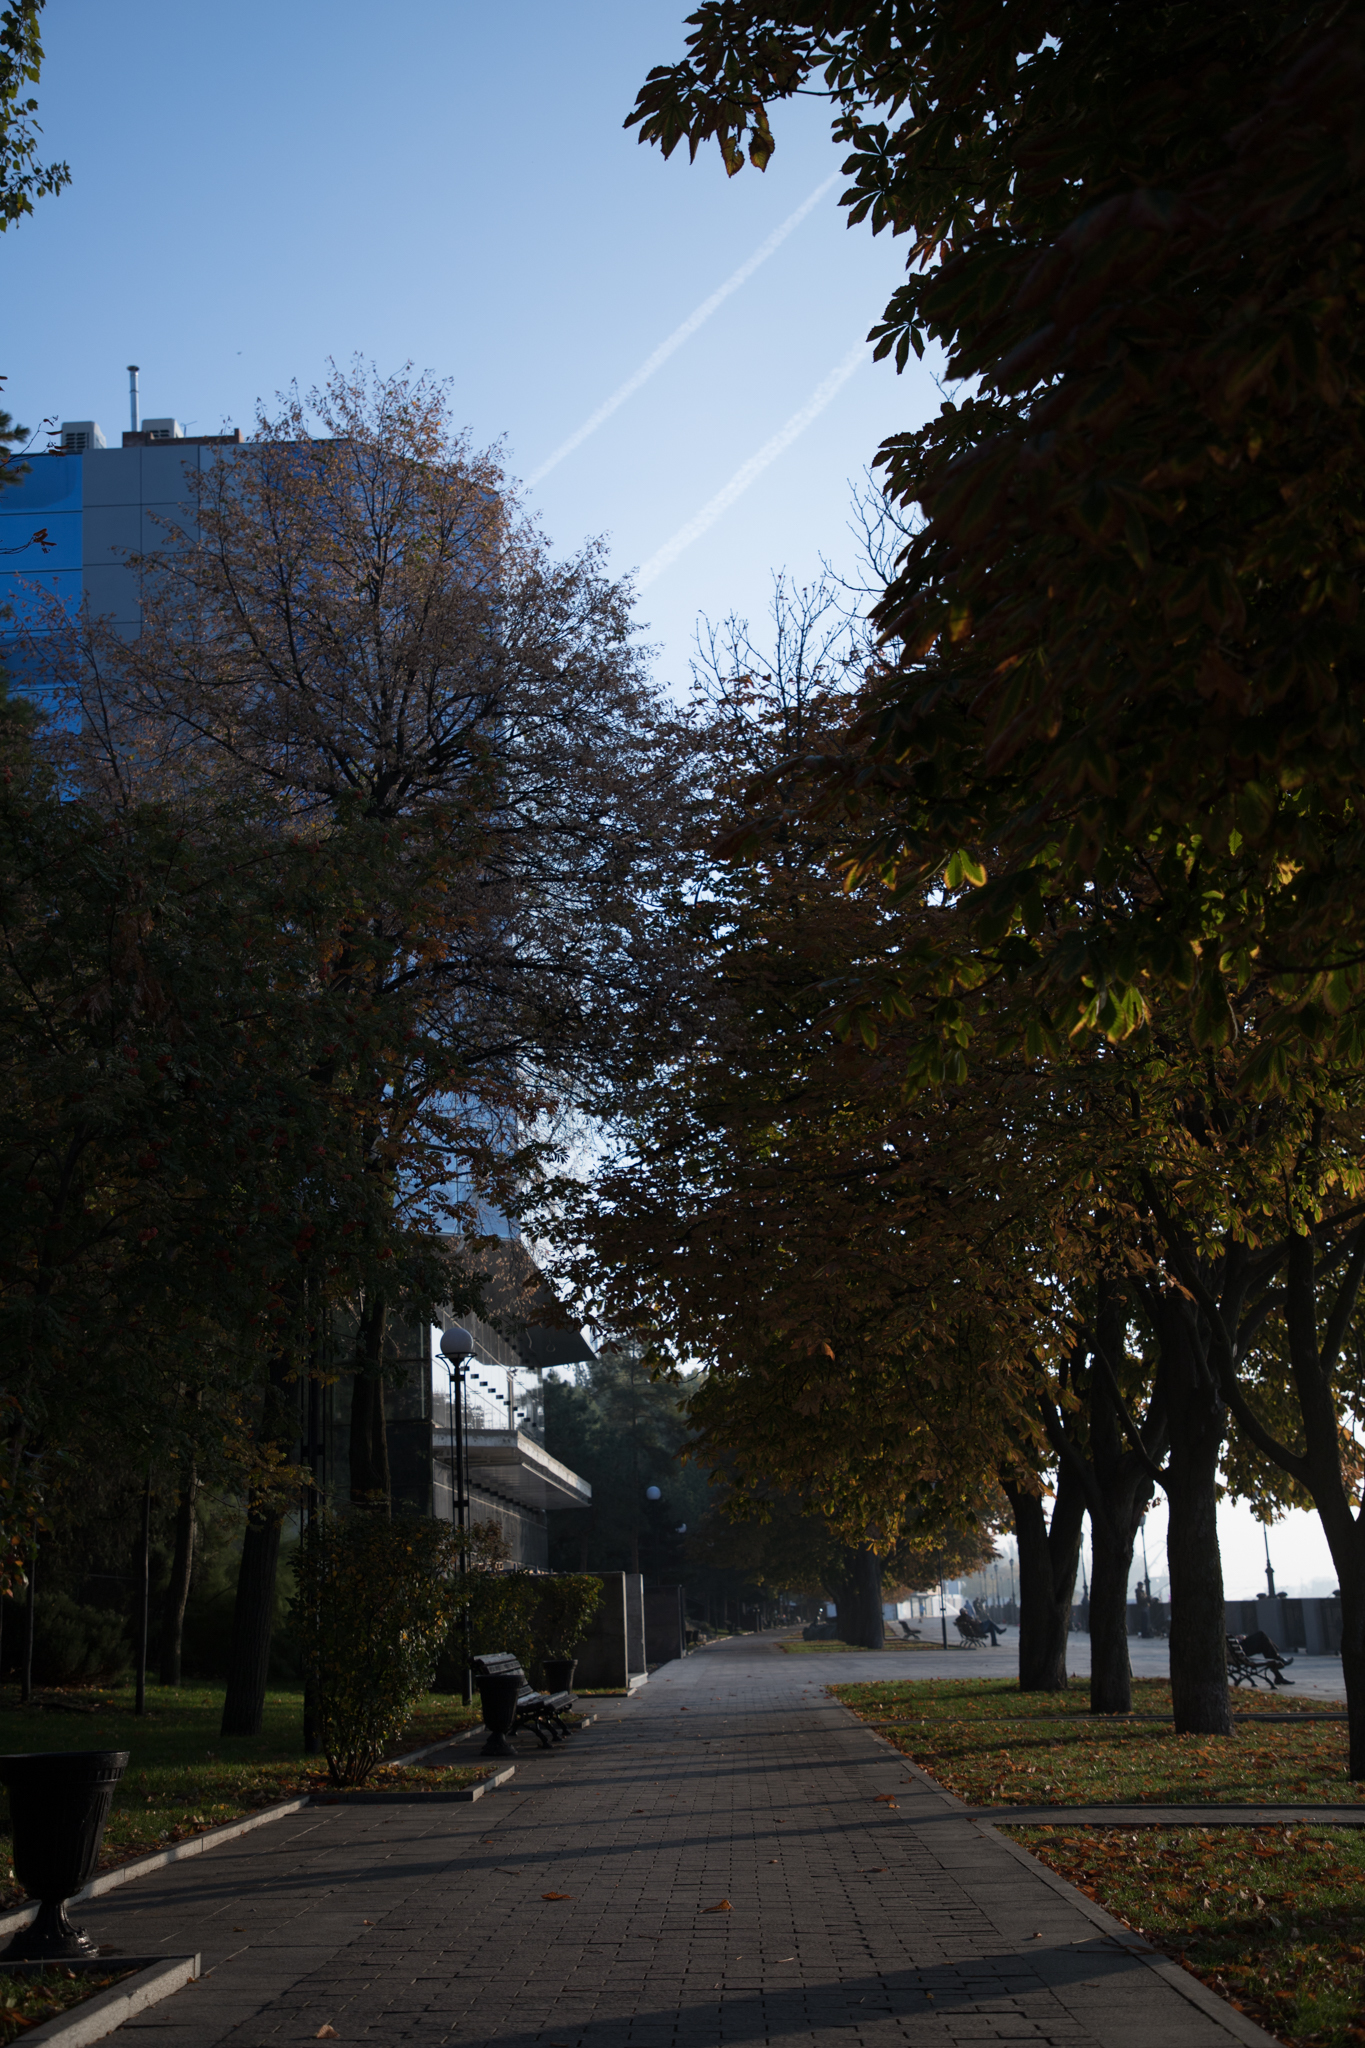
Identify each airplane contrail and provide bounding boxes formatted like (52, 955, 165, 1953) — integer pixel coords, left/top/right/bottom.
(526, 173, 839, 488)
(636, 341, 867, 591)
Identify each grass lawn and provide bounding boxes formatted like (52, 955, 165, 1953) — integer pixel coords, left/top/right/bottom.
(834, 1675, 1359, 1805)
(1014, 1825, 1365, 2048)
(0, 1682, 482, 1907)
(0, 1965, 137, 2046)
(835, 1675, 1365, 2047)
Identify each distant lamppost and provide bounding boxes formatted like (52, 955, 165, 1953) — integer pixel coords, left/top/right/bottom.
(440, 1324, 474, 1535)
(440, 1324, 475, 1704)
(645, 1486, 661, 1578)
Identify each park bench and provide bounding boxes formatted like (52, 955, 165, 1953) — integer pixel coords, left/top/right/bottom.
(471, 1653, 575, 1754)
(1226, 1631, 1294, 1688)
(955, 1612, 990, 1647)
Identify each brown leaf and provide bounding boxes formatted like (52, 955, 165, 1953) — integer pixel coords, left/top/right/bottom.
(542, 1891, 573, 1901)
(703, 1900, 732, 1912)
(316, 2029, 339, 2040)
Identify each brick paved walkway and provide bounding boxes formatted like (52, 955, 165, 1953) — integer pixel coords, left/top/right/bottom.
(84, 1635, 1274, 2046)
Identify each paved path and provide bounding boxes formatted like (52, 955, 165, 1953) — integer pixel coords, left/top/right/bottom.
(84, 1635, 1276, 2047)
(846, 1632, 1348, 1700)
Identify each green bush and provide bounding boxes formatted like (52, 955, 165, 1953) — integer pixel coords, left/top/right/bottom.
(434, 1532, 601, 1692)
(464, 1568, 538, 1671)
(28, 1592, 130, 1686)
(292, 1514, 461, 1786)
(530, 1577, 601, 1667)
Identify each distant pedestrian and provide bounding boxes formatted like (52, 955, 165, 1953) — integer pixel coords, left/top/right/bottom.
(1135, 1580, 1153, 1639)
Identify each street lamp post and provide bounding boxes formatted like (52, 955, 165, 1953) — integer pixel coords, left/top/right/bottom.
(644, 1485, 662, 1581)
(440, 1325, 475, 1703)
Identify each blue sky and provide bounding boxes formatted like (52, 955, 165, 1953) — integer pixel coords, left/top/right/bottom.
(2, 0, 941, 687)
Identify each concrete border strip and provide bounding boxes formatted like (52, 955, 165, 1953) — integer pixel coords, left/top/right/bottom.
(0, 1800, 313, 1940)
(312, 1765, 515, 1805)
(14, 1954, 199, 2047)
(384, 1723, 484, 1767)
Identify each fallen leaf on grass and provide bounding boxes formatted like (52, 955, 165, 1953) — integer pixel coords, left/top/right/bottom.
(703, 1900, 732, 1912)
(542, 1891, 573, 1901)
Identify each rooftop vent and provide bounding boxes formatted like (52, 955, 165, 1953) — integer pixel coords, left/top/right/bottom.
(59, 421, 107, 453)
(141, 418, 183, 442)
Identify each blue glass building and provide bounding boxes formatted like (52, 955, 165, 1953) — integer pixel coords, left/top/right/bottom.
(0, 418, 244, 670)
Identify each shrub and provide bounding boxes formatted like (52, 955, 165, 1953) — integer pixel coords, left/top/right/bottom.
(530, 1577, 601, 1667)
(436, 1538, 601, 1692)
(464, 1568, 538, 1672)
(27, 1593, 129, 1686)
(292, 1513, 461, 1786)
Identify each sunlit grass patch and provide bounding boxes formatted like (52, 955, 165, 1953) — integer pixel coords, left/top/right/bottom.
(1014, 1824, 1365, 2047)
(834, 1676, 1360, 1806)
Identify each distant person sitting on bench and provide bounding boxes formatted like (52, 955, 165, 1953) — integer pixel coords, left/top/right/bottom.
(1241, 1629, 1293, 1683)
(962, 1598, 1002, 1647)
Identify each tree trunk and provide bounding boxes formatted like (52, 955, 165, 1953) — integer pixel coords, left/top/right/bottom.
(838, 1546, 884, 1648)
(134, 1475, 150, 1716)
(1276, 1229, 1365, 1774)
(1006, 1462, 1084, 1691)
(220, 1353, 294, 1738)
(21, 1533, 35, 1703)
(159, 1462, 197, 1688)
(1156, 1300, 1232, 1736)
(349, 1297, 391, 1510)
(220, 1508, 282, 1737)
(1089, 1496, 1146, 1714)
(1085, 1321, 1162, 1715)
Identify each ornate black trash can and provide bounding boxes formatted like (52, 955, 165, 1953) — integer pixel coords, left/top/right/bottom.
(0, 1749, 129, 1959)
(539, 1658, 577, 1695)
(476, 1674, 521, 1758)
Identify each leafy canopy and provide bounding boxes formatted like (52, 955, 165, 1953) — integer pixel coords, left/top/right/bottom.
(630, 5, 1365, 1089)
